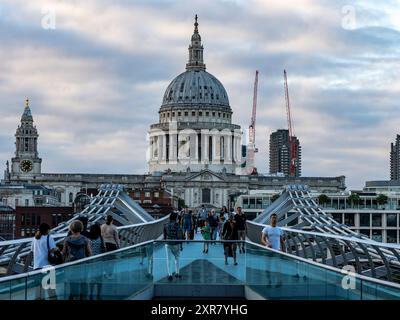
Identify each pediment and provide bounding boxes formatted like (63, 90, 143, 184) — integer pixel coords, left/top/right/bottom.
(186, 169, 225, 182)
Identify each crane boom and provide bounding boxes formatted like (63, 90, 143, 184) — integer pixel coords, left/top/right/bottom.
(246, 70, 259, 175)
(284, 69, 297, 177)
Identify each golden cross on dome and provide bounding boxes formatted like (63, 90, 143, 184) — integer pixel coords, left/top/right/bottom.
(25, 98, 29, 108)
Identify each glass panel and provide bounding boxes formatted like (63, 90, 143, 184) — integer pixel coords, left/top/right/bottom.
(360, 213, 370, 227)
(256, 198, 262, 209)
(372, 230, 382, 242)
(249, 198, 255, 209)
(387, 214, 397, 227)
(362, 280, 400, 300)
(359, 229, 370, 238)
(331, 213, 342, 224)
(344, 213, 355, 227)
(0, 280, 10, 300)
(10, 277, 27, 300)
(372, 213, 382, 227)
(153, 240, 245, 284)
(387, 230, 397, 244)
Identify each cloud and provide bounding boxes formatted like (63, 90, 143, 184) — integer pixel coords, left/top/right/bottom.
(0, 0, 399, 189)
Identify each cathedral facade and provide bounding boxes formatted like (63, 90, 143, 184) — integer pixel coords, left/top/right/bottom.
(2, 17, 346, 210)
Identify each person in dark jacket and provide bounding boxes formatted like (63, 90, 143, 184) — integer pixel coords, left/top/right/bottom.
(163, 211, 183, 280)
(63, 220, 92, 300)
(222, 214, 239, 266)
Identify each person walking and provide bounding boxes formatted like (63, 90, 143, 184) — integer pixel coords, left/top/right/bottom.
(89, 223, 106, 255)
(182, 208, 193, 240)
(63, 220, 92, 262)
(31, 223, 59, 299)
(200, 220, 211, 253)
(261, 213, 285, 251)
(31, 223, 57, 270)
(222, 214, 239, 265)
(163, 211, 183, 280)
(234, 206, 247, 253)
(62, 220, 92, 300)
(101, 215, 120, 252)
(218, 212, 227, 240)
(88, 223, 105, 300)
(208, 209, 218, 243)
(261, 213, 286, 287)
(198, 205, 208, 228)
(101, 215, 120, 280)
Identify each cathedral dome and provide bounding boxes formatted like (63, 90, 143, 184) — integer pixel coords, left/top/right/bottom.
(161, 70, 230, 109)
(160, 15, 230, 112)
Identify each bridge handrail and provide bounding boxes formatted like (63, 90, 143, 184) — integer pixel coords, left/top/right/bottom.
(0, 215, 170, 248)
(246, 239, 400, 290)
(2, 237, 400, 293)
(247, 220, 400, 250)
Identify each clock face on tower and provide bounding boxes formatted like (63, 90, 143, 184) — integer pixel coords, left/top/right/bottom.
(20, 160, 33, 173)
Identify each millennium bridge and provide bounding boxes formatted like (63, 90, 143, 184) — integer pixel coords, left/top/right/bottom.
(1, 184, 400, 300)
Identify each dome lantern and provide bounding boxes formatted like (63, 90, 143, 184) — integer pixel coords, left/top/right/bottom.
(186, 15, 206, 71)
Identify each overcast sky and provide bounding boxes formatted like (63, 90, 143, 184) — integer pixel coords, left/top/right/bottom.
(0, 0, 399, 189)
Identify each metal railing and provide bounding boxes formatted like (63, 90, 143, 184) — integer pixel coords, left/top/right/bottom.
(247, 220, 400, 282)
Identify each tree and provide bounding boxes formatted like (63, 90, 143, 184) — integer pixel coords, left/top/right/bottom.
(178, 198, 186, 210)
(376, 194, 388, 208)
(318, 194, 330, 207)
(347, 193, 360, 208)
(271, 194, 280, 203)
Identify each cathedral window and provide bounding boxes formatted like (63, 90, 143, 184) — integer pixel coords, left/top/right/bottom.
(180, 83, 184, 92)
(192, 111, 196, 116)
(212, 112, 215, 117)
(178, 112, 181, 116)
(199, 111, 202, 116)
(218, 113, 221, 117)
(206, 111, 209, 116)
(172, 112, 175, 117)
(184, 111, 188, 116)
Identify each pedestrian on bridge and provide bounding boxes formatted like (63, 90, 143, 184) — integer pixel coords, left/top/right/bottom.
(201, 220, 211, 253)
(101, 215, 120, 252)
(234, 207, 247, 253)
(208, 209, 218, 244)
(261, 213, 285, 252)
(163, 211, 183, 280)
(198, 205, 208, 228)
(261, 213, 286, 287)
(222, 214, 238, 266)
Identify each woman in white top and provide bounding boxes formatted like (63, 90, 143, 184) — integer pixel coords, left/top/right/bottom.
(31, 223, 56, 270)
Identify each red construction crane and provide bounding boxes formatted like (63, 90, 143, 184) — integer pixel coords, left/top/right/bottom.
(247, 70, 259, 175)
(284, 69, 297, 177)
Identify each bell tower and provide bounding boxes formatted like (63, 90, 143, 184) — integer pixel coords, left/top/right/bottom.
(11, 99, 42, 178)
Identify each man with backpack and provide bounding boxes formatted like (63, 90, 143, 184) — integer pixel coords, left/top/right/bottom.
(198, 205, 208, 228)
(163, 211, 183, 280)
(62, 220, 92, 300)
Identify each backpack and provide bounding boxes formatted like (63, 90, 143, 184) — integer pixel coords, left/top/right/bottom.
(47, 235, 63, 265)
(165, 222, 183, 244)
(65, 237, 87, 262)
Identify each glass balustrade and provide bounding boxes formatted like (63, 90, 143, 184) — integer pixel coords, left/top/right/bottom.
(1, 240, 400, 300)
